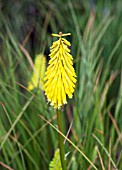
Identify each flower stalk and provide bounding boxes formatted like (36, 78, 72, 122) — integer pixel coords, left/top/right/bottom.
(44, 32, 76, 170)
(57, 109, 67, 170)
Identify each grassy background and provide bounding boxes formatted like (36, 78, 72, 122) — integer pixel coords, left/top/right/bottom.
(0, 0, 122, 169)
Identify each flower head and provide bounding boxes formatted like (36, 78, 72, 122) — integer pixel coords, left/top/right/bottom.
(28, 54, 46, 91)
(44, 32, 76, 109)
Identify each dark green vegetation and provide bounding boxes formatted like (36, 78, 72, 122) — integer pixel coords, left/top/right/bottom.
(0, 0, 122, 169)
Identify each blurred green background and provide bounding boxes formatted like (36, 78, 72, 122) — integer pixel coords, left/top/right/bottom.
(0, 0, 122, 170)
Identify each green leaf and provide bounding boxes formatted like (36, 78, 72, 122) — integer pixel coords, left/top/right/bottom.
(49, 149, 62, 170)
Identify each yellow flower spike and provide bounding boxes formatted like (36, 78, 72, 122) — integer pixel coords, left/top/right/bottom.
(44, 32, 77, 109)
(28, 54, 46, 91)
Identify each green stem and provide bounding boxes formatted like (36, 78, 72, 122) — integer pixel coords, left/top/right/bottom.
(57, 109, 67, 170)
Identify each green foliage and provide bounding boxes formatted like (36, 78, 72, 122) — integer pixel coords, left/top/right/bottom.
(0, 0, 122, 169)
(49, 149, 62, 170)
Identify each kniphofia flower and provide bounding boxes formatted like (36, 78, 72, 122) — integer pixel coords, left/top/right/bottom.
(28, 54, 46, 91)
(44, 32, 77, 109)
